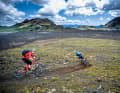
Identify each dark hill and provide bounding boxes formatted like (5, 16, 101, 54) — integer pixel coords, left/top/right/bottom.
(14, 18, 64, 32)
(105, 17, 120, 28)
(0, 18, 64, 32)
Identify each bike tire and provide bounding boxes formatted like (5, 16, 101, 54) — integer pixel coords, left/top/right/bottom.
(13, 66, 26, 79)
(33, 64, 47, 77)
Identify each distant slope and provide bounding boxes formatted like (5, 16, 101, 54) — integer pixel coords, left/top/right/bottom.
(0, 18, 64, 32)
(105, 17, 120, 28)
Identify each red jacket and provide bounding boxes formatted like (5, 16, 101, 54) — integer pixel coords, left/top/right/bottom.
(22, 52, 35, 59)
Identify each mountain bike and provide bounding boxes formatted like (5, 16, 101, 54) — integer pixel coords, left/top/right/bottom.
(13, 58, 47, 79)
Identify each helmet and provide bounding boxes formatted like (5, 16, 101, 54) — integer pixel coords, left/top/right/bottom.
(31, 48, 36, 52)
(76, 51, 81, 56)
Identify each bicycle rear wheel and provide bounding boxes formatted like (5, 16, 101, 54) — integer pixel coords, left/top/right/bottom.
(13, 66, 26, 79)
(33, 64, 47, 77)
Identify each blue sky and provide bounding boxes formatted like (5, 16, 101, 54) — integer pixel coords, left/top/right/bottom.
(0, 0, 120, 26)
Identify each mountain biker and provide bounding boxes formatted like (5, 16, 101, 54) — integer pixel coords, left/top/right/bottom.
(22, 49, 36, 71)
(76, 51, 85, 64)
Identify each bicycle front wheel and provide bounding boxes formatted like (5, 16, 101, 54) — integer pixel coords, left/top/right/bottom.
(13, 66, 26, 79)
(33, 64, 47, 77)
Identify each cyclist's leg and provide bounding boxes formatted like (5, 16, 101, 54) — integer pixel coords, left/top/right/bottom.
(23, 59, 32, 70)
(26, 59, 32, 70)
(79, 57, 83, 64)
(81, 58, 86, 64)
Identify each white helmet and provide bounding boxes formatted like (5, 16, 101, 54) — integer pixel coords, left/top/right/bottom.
(31, 48, 36, 52)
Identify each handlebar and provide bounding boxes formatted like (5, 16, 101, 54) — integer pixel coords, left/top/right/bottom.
(33, 57, 40, 61)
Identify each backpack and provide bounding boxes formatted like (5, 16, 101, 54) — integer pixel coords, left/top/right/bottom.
(22, 49, 30, 56)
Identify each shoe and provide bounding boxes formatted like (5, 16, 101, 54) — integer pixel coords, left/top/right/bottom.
(28, 68, 31, 72)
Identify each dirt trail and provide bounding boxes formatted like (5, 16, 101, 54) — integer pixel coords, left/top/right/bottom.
(47, 63, 92, 76)
(0, 63, 92, 87)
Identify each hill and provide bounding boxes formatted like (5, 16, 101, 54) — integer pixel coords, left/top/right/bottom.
(105, 16, 120, 28)
(0, 18, 64, 32)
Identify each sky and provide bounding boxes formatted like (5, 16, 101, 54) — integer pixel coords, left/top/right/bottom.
(0, 0, 120, 26)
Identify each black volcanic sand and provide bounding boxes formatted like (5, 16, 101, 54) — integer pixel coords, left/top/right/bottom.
(0, 30, 120, 51)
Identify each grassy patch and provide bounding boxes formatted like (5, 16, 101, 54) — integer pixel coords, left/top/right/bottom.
(0, 38, 120, 92)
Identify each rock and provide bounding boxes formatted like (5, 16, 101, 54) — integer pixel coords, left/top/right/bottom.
(97, 84, 102, 90)
(47, 88, 56, 93)
(112, 57, 115, 60)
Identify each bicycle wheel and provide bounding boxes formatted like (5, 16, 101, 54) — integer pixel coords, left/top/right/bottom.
(33, 64, 47, 77)
(13, 66, 26, 79)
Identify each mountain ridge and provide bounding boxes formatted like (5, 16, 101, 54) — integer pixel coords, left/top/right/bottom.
(105, 16, 120, 28)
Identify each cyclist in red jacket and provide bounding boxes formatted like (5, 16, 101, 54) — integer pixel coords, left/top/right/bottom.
(22, 49, 36, 71)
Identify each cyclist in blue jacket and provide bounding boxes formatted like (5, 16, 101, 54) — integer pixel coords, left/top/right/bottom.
(76, 51, 86, 64)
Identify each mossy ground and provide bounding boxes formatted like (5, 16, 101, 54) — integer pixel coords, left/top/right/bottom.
(0, 38, 120, 93)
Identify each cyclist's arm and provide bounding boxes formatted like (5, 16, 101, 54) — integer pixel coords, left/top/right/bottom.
(31, 53, 35, 59)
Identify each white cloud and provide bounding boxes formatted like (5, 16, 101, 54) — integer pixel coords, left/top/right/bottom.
(64, 0, 108, 16)
(0, 1, 25, 16)
(0, 0, 25, 26)
(29, 14, 41, 18)
(93, 0, 109, 9)
(49, 15, 67, 25)
(109, 10, 120, 17)
(53, 19, 82, 25)
(54, 15, 66, 21)
(65, 7, 104, 16)
(67, 0, 92, 7)
(34, 0, 67, 16)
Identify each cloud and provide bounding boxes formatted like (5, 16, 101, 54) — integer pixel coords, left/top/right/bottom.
(54, 15, 66, 21)
(51, 17, 82, 25)
(38, 6, 55, 16)
(29, 14, 41, 18)
(33, 0, 67, 16)
(0, 0, 25, 4)
(93, 0, 109, 9)
(0, 0, 25, 26)
(64, 0, 120, 17)
(64, 0, 109, 16)
(65, 7, 104, 16)
(32, 0, 48, 5)
(49, 15, 67, 25)
(109, 10, 120, 17)
(55, 19, 82, 25)
(103, 0, 120, 10)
